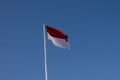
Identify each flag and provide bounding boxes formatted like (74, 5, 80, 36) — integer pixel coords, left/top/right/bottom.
(46, 25, 70, 49)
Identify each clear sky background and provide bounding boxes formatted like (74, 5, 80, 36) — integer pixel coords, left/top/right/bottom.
(0, 0, 120, 80)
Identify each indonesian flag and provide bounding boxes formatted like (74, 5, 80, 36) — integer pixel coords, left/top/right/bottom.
(46, 25, 70, 49)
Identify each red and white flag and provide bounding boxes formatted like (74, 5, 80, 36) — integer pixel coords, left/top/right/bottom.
(46, 25, 70, 49)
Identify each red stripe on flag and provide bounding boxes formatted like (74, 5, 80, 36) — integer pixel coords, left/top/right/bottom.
(46, 26, 68, 41)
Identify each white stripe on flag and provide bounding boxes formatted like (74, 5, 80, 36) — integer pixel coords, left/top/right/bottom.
(47, 33, 70, 48)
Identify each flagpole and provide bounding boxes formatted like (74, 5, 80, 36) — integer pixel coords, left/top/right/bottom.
(43, 24, 48, 80)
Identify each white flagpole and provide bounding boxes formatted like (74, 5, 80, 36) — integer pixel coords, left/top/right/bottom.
(43, 24, 48, 80)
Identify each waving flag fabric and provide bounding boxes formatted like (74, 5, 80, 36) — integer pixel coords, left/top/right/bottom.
(46, 25, 70, 49)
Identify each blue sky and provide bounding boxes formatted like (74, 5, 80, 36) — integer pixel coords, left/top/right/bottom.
(0, 0, 120, 80)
